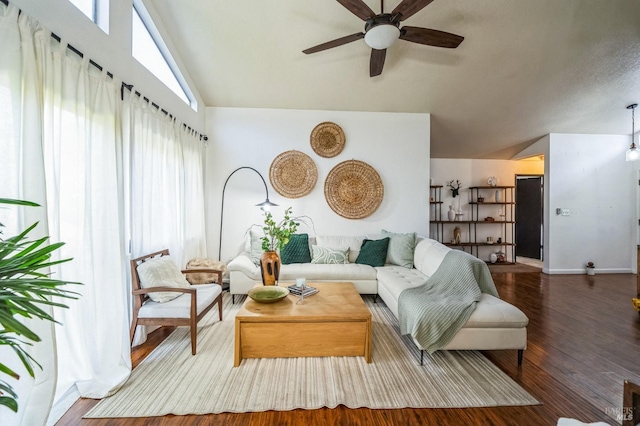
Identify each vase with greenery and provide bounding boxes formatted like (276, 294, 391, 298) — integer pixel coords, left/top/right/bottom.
(259, 207, 300, 285)
(0, 198, 79, 412)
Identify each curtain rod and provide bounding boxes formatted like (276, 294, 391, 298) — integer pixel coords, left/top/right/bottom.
(1, 0, 208, 142)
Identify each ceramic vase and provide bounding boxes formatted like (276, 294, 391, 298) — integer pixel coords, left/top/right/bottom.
(260, 251, 280, 285)
(495, 190, 502, 203)
(448, 205, 456, 221)
(453, 226, 461, 244)
(490, 253, 498, 264)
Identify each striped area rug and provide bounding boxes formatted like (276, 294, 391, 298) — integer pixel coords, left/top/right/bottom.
(85, 294, 537, 418)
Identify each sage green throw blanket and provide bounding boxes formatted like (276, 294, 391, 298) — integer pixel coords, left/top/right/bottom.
(398, 250, 499, 354)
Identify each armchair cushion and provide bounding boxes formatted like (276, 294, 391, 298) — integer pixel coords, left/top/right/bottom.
(137, 256, 190, 303)
(138, 284, 222, 318)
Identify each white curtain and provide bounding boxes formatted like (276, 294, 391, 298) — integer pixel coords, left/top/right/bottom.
(124, 92, 207, 264)
(1, 3, 208, 423)
(123, 92, 207, 345)
(36, 32, 131, 410)
(0, 5, 55, 426)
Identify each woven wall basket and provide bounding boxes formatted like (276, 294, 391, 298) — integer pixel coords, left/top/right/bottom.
(310, 122, 345, 158)
(269, 150, 318, 198)
(324, 160, 384, 219)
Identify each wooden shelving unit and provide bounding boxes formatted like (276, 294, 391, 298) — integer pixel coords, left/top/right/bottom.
(429, 185, 516, 264)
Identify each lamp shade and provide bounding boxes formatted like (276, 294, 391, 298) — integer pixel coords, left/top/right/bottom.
(626, 143, 639, 162)
(627, 104, 639, 161)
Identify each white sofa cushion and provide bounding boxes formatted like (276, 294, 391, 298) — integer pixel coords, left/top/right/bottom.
(138, 284, 221, 318)
(137, 256, 191, 303)
(316, 235, 365, 263)
(281, 263, 377, 281)
(413, 237, 451, 277)
(375, 265, 428, 301)
(228, 252, 378, 282)
(465, 294, 529, 328)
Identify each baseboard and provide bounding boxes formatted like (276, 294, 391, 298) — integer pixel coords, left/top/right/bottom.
(545, 268, 633, 275)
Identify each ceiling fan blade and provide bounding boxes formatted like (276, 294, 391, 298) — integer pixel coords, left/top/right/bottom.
(303, 32, 365, 54)
(392, 0, 435, 21)
(336, 0, 376, 21)
(400, 26, 464, 48)
(370, 48, 386, 77)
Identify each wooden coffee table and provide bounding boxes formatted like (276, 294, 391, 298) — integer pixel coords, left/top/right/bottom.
(234, 282, 371, 367)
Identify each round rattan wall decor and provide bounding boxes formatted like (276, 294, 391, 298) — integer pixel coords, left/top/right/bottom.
(324, 160, 384, 219)
(310, 122, 345, 158)
(269, 150, 317, 198)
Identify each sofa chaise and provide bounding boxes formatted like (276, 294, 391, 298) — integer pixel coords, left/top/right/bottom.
(227, 234, 529, 364)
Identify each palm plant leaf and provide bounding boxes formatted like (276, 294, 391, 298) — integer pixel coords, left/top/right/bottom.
(0, 198, 81, 412)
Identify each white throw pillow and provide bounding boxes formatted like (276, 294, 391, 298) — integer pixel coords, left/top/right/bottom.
(137, 256, 191, 303)
(310, 246, 350, 264)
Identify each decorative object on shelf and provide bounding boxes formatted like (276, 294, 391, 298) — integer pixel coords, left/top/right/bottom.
(453, 226, 461, 244)
(448, 205, 456, 221)
(430, 196, 435, 202)
(477, 197, 484, 203)
(447, 179, 462, 197)
(626, 104, 639, 162)
(497, 252, 506, 263)
(219, 167, 278, 261)
(586, 261, 595, 276)
(455, 212, 465, 221)
(495, 189, 502, 202)
(484, 216, 495, 222)
(488, 176, 497, 187)
(490, 252, 498, 263)
(497, 237, 502, 243)
(269, 150, 317, 198)
(260, 207, 301, 285)
(486, 237, 493, 244)
(325, 159, 383, 219)
(247, 286, 290, 304)
(310, 122, 345, 158)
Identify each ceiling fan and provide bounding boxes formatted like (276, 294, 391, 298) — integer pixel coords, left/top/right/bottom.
(302, 0, 464, 77)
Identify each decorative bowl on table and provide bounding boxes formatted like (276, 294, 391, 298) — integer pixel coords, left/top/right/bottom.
(247, 286, 290, 304)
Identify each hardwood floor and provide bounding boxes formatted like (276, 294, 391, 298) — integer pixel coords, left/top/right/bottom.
(57, 272, 640, 425)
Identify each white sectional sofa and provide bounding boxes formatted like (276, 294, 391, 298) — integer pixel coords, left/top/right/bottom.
(227, 235, 529, 364)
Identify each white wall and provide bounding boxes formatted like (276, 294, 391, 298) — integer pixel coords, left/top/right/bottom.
(12, 0, 205, 131)
(546, 133, 635, 274)
(206, 107, 430, 262)
(430, 158, 544, 263)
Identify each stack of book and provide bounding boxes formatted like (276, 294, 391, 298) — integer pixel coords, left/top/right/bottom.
(287, 284, 318, 297)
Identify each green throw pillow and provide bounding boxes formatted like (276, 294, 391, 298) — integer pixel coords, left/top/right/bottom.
(280, 234, 312, 264)
(382, 229, 417, 268)
(311, 246, 349, 264)
(355, 238, 390, 267)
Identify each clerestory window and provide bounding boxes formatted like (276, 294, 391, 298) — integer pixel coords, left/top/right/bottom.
(132, 1, 196, 109)
(68, 0, 109, 33)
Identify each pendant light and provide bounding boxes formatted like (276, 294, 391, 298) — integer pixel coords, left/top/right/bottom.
(626, 104, 639, 161)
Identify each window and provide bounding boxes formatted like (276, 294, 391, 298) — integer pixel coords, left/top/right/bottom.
(68, 0, 109, 33)
(132, 2, 196, 109)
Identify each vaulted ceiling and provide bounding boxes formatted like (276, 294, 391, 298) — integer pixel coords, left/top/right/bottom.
(150, 0, 640, 158)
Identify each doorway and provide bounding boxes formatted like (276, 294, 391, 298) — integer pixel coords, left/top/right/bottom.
(515, 175, 544, 260)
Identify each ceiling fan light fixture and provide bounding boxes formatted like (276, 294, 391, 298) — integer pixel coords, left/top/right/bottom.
(364, 24, 400, 49)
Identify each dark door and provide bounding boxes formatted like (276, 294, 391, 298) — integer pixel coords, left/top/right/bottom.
(516, 176, 543, 260)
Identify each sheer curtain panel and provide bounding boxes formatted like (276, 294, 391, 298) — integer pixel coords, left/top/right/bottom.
(37, 36, 131, 411)
(123, 93, 207, 345)
(0, 5, 55, 426)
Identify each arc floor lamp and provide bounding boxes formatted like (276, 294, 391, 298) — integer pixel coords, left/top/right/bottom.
(218, 167, 278, 260)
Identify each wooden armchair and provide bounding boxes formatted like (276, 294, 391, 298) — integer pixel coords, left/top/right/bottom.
(129, 249, 223, 355)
